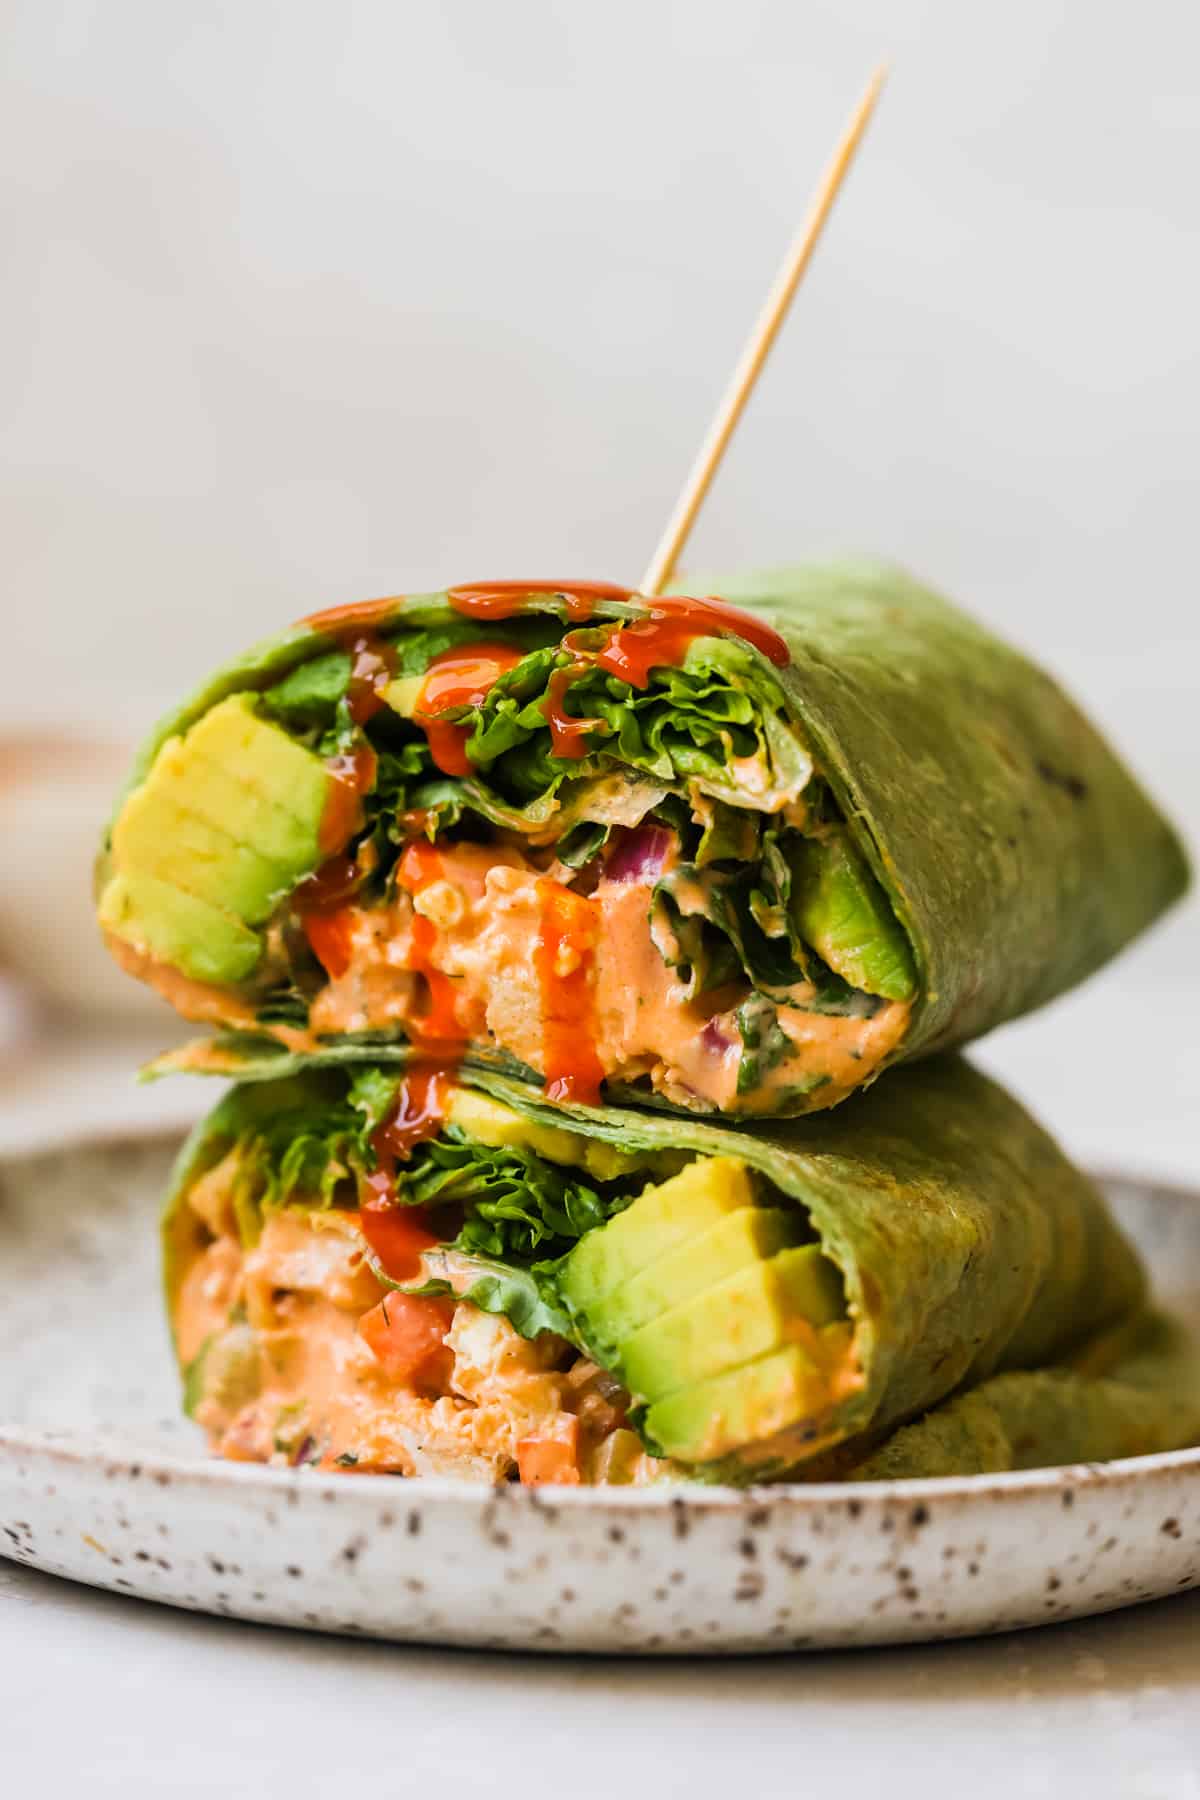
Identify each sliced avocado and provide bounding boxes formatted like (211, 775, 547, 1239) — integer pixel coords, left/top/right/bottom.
(99, 869, 262, 986)
(381, 674, 424, 718)
(446, 1089, 600, 1172)
(113, 790, 293, 924)
(120, 693, 331, 878)
(146, 733, 325, 870)
(584, 1207, 798, 1353)
(186, 694, 331, 831)
(444, 1088, 673, 1182)
(104, 694, 336, 986)
(643, 1340, 831, 1463)
(790, 833, 917, 1001)
(618, 1245, 845, 1403)
(561, 1157, 756, 1316)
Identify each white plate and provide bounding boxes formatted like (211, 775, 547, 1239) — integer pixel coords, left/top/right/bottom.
(2, 1132, 1198, 1653)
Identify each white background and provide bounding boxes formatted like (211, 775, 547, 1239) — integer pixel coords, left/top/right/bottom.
(2, 2, 1199, 1791)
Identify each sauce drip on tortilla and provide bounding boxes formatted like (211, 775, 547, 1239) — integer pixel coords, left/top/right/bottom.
(447, 579, 632, 623)
(301, 596, 404, 631)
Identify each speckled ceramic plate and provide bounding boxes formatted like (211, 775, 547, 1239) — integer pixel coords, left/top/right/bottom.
(2, 1132, 1199, 1653)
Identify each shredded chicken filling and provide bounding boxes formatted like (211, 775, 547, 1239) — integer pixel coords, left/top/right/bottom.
(308, 838, 910, 1111)
(176, 1204, 665, 1486)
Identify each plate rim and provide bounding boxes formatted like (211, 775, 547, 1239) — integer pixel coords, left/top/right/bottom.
(4, 1427, 1200, 1513)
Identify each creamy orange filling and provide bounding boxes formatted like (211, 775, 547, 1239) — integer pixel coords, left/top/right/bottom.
(103, 930, 267, 1036)
(176, 1209, 661, 1484)
(308, 840, 910, 1111)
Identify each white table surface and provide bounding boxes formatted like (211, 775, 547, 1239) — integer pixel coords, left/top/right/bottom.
(2, 896, 1198, 1798)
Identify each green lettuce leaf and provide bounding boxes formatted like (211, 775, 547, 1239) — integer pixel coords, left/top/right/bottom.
(389, 1251, 574, 1341)
(400, 1134, 634, 1260)
(456, 635, 808, 812)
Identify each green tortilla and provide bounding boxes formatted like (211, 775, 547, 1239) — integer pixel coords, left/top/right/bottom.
(841, 1313, 1200, 1480)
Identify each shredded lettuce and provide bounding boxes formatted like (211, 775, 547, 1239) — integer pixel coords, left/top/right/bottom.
(400, 1134, 634, 1260)
(456, 635, 807, 810)
(260, 624, 807, 849)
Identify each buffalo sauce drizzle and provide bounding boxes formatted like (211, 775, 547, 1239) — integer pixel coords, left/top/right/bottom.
(358, 1066, 453, 1280)
(534, 880, 605, 1106)
(543, 667, 604, 760)
(447, 579, 632, 623)
(301, 595, 404, 631)
(415, 642, 524, 776)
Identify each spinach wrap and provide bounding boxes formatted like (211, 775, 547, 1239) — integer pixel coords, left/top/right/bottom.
(100, 563, 1187, 1117)
(843, 1314, 1200, 1481)
(164, 1054, 1173, 1485)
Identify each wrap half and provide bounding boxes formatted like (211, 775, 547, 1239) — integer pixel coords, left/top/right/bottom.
(99, 563, 1186, 1118)
(163, 1055, 1178, 1484)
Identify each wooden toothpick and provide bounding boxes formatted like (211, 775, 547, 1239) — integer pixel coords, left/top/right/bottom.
(639, 64, 887, 598)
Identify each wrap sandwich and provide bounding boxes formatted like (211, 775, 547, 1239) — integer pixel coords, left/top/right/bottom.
(165, 1054, 1198, 1485)
(99, 563, 1186, 1119)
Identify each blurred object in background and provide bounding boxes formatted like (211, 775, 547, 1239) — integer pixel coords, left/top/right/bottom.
(0, 736, 169, 1024)
(0, 736, 215, 1151)
(0, 971, 37, 1059)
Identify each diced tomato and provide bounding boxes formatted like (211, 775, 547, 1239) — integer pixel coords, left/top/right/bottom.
(357, 1188, 442, 1281)
(357, 1292, 455, 1389)
(516, 1415, 582, 1486)
(302, 908, 356, 980)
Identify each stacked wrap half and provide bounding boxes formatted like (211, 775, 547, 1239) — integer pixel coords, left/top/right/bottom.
(98, 563, 1196, 1483)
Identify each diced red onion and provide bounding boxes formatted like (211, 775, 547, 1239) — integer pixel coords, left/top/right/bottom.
(701, 1017, 735, 1055)
(604, 824, 674, 885)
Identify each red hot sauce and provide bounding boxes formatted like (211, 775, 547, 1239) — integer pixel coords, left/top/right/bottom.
(590, 594, 790, 686)
(543, 666, 604, 761)
(414, 642, 524, 776)
(358, 1066, 454, 1279)
(534, 880, 604, 1107)
(447, 579, 633, 623)
(301, 596, 404, 632)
